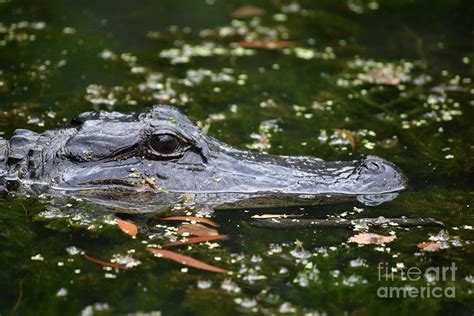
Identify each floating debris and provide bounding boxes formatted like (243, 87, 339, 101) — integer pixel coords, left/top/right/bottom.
(290, 240, 311, 259)
(177, 223, 219, 237)
(117, 219, 139, 237)
(349, 233, 396, 245)
(416, 242, 441, 252)
(231, 5, 265, 18)
(221, 279, 240, 293)
(82, 253, 128, 270)
(346, 58, 414, 86)
(148, 248, 228, 273)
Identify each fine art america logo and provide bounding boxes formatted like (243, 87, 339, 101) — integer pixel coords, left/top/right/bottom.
(377, 262, 457, 298)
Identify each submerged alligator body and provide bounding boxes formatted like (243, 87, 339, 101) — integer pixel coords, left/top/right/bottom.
(0, 106, 407, 212)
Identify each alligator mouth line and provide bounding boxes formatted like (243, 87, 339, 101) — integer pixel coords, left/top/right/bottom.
(60, 183, 403, 198)
(79, 179, 139, 187)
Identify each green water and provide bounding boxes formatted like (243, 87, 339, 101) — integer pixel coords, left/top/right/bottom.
(0, 0, 473, 315)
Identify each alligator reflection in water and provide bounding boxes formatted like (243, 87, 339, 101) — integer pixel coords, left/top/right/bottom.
(0, 106, 407, 212)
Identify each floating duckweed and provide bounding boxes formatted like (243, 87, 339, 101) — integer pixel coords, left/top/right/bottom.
(0, 21, 46, 45)
(342, 275, 367, 287)
(349, 258, 368, 268)
(66, 246, 82, 255)
(273, 13, 288, 22)
(279, 267, 289, 274)
(259, 99, 278, 108)
(197, 280, 212, 289)
(247, 119, 282, 152)
(282, 2, 301, 14)
(363, 141, 375, 150)
(346, 58, 415, 86)
(290, 240, 311, 259)
(84, 84, 117, 107)
(368, 1, 379, 10)
(111, 254, 141, 268)
(242, 270, 267, 283)
(159, 43, 255, 64)
(278, 302, 297, 313)
(100, 49, 116, 60)
(56, 288, 68, 297)
(236, 297, 257, 309)
(294, 47, 314, 59)
(31, 253, 44, 261)
(221, 279, 240, 293)
(81, 303, 110, 315)
(62, 27, 76, 34)
(348, 0, 379, 14)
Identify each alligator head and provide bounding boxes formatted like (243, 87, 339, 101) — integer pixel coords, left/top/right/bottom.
(0, 105, 407, 212)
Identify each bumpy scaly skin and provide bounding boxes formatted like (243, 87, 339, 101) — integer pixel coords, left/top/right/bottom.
(0, 105, 407, 212)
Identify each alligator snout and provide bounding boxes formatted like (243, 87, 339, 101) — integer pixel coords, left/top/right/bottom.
(354, 155, 407, 193)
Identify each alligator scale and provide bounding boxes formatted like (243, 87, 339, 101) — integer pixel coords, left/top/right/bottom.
(0, 106, 407, 212)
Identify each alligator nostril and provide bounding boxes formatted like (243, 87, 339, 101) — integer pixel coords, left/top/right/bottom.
(357, 159, 384, 175)
(367, 161, 381, 170)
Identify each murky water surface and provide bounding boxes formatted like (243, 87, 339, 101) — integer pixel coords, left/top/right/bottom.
(0, 0, 473, 315)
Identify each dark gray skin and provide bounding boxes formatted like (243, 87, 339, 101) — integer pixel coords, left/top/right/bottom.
(0, 105, 407, 213)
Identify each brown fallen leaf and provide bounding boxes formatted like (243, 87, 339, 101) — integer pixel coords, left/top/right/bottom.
(161, 216, 220, 227)
(231, 5, 265, 18)
(82, 254, 127, 270)
(163, 234, 227, 247)
(117, 219, 138, 237)
(417, 241, 441, 252)
(349, 233, 396, 245)
(148, 248, 228, 273)
(333, 128, 357, 150)
(237, 41, 296, 49)
(144, 176, 158, 190)
(178, 223, 219, 237)
(251, 214, 303, 219)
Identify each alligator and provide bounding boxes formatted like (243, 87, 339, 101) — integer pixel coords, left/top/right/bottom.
(0, 105, 407, 212)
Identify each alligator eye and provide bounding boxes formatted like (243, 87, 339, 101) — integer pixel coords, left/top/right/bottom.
(149, 134, 184, 156)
